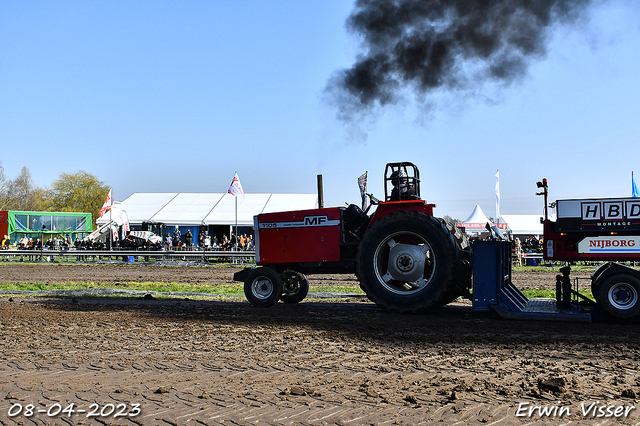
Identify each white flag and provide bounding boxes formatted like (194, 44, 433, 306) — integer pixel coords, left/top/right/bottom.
(228, 172, 245, 197)
(358, 171, 368, 211)
(495, 170, 501, 222)
(99, 189, 112, 218)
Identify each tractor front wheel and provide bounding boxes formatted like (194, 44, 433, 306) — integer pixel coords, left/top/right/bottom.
(244, 267, 283, 307)
(356, 211, 460, 313)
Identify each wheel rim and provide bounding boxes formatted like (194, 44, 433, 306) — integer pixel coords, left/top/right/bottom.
(608, 282, 639, 310)
(251, 276, 275, 300)
(282, 273, 301, 295)
(372, 230, 434, 295)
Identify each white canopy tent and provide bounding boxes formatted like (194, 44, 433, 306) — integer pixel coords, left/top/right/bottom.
(150, 193, 225, 226)
(95, 193, 177, 227)
(455, 204, 547, 236)
(203, 193, 272, 226)
(456, 205, 495, 233)
(97, 192, 319, 228)
(500, 215, 544, 236)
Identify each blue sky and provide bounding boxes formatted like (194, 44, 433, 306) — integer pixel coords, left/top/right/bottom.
(1, 1, 639, 221)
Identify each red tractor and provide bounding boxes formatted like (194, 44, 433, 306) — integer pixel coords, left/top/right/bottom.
(234, 162, 472, 313)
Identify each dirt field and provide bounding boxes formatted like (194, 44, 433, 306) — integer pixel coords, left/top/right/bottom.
(1, 263, 640, 425)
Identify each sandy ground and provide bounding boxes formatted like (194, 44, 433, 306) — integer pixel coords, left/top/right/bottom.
(1, 262, 639, 425)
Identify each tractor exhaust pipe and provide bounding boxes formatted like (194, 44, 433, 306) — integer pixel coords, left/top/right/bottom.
(317, 174, 324, 209)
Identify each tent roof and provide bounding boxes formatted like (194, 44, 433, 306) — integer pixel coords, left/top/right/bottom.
(456, 205, 545, 235)
(112, 193, 178, 224)
(150, 193, 225, 226)
(501, 214, 544, 236)
(262, 193, 319, 214)
(461, 205, 490, 225)
(203, 193, 273, 226)
(203, 193, 319, 225)
(98, 192, 318, 227)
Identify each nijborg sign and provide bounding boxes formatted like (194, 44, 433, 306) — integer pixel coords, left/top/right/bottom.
(578, 236, 640, 254)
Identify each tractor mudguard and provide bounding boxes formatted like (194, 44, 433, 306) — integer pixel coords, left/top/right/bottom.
(233, 268, 255, 283)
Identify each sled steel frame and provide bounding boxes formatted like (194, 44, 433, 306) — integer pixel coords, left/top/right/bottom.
(472, 240, 594, 322)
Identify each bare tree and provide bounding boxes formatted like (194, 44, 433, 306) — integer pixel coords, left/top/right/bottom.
(442, 215, 460, 226)
(0, 161, 8, 210)
(6, 166, 40, 211)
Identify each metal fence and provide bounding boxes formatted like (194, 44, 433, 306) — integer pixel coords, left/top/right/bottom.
(0, 249, 256, 264)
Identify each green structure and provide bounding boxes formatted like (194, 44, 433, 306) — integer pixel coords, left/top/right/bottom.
(6, 211, 93, 243)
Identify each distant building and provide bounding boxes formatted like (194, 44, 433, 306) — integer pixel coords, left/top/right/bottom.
(0, 210, 93, 245)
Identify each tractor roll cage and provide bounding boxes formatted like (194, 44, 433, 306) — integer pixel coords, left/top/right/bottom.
(384, 162, 421, 202)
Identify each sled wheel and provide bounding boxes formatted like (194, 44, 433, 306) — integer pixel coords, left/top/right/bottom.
(280, 271, 309, 304)
(598, 274, 640, 318)
(356, 211, 459, 313)
(244, 267, 283, 307)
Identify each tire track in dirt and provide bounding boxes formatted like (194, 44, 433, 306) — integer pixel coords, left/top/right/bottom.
(0, 362, 535, 425)
(0, 264, 639, 425)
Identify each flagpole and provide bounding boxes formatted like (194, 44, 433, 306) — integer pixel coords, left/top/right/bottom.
(228, 172, 244, 255)
(109, 189, 113, 251)
(495, 170, 500, 226)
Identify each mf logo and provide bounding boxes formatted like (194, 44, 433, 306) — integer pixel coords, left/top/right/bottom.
(259, 215, 340, 229)
(304, 216, 328, 226)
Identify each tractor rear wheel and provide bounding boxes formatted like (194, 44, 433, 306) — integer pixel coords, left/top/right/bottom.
(438, 218, 472, 304)
(280, 271, 309, 304)
(598, 274, 640, 318)
(244, 267, 283, 307)
(356, 210, 460, 313)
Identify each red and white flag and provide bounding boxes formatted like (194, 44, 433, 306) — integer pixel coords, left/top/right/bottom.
(228, 173, 245, 197)
(122, 213, 130, 240)
(99, 189, 112, 218)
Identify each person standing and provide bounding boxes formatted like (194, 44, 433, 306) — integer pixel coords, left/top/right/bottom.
(185, 229, 193, 250)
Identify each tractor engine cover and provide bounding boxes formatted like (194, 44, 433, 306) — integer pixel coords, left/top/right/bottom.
(256, 207, 343, 265)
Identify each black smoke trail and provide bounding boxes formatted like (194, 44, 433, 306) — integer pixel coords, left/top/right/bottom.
(326, 0, 593, 120)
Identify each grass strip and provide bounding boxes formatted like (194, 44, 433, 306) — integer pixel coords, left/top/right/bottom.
(0, 282, 365, 295)
(0, 282, 595, 300)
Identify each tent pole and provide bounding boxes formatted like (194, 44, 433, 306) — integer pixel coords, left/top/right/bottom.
(235, 196, 238, 252)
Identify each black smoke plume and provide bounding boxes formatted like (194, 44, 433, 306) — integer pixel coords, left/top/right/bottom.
(326, 0, 593, 120)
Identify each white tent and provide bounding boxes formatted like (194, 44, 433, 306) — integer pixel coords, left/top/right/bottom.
(97, 192, 318, 227)
(457, 205, 492, 232)
(203, 193, 272, 226)
(106, 193, 178, 226)
(501, 215, 544, 236)
(454, 204, 546, 236)
(150, 193, 225, 226)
